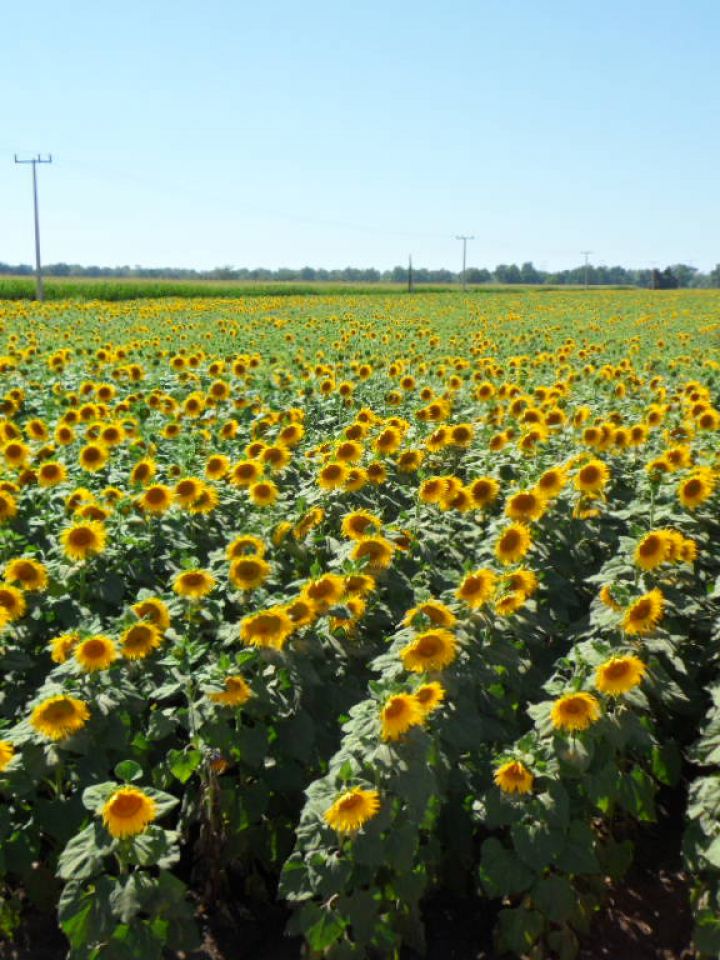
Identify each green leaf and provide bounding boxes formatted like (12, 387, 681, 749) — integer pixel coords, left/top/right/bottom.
(496, 906, 544, 955)
(556, 821, 600, 875)
(114, 760, 144, 783)
(511, 820, 562, 871)
(531, 876, 576, 924)
(168, 748, 202, 784)
(478, 837, 535, 897)
(58, 823, 116, 880)
(82, 782, 118, 813)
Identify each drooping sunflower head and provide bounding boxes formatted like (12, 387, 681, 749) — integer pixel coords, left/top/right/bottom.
(550, 691, 601, 732)
(493, 760, 534, 795)
(324, 788, 380, 835)
(595, 655, 647, 696)
(102, 786, 157, 839)
(209, 674, 253, 707)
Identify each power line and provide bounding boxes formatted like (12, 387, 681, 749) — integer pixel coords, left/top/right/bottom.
(455, 235, 474, 291)
(14, 154, 53, 301)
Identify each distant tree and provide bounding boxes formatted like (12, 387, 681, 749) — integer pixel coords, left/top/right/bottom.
(708, 264, 720, 287)
(465, 267, 492, 284)
(520, 261, 541, 284)
(670, 264, 698, 288)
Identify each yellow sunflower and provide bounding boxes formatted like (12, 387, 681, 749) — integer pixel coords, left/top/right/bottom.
(677, 473, 714, 510)
(594, 655, 647, 695)
(380, 693, 425, 741)
(139, 484, 174, 514)
(0, 740, 14, 772)
(102, 786, 157, 838)
(401, 629, 457, 672)
(403, 600, 456, 629)
(494, 760, 534, 795)
(229, 555, 270, 591)
(121, 622, 162, 659)
(173, 569, 215, 599)
(340, 509, 382, 541)
(456, 568, 496, 608)
(248, 480, 278, 506)
(505, 489, 546, 522)
(324, 788, 380, 834)
(78, 443, 109, 472)
(226, 534, 266, 560)
(414, 681, 446, 715)
(550, 692, 601, 732)
(494, 524, 532, 565)
(37, 461, 68, 488)
(0, 490, 18, 521)
(5, 557, 48, 592)
(30, 695, 90, 740)
(0, 583, 27, 621)
(131, 597, 170, 631)
(240, 606, 294, 650)
(634, 531, 670, 570)
(574, 459, 610, 494)
(49, 631, 79, 664)
(75, 634, 117, 672)
(209, 675, 253, 706)
(60, 520, 107, 561)
(349, 536, 395, 572)
(317, 462, 348, 490)
(302, 573, 345, 611)
(621, 589, 664, 636)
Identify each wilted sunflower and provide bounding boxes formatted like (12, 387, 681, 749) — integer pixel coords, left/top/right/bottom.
(401, 629, 457, 673)
(131, 597, 170, 631)
(324, 788, 380, 834)
(595, 655, 647, 695)
(414, 681, 446, 716)
(380, 693, 425, 741)
(0, 740, 14, 772)
(494, 524, 532, 565)
(240, 606, 294, 649)
(60, 520, 107, 561)
(340, 509, 382, 541)
(621, 589, 664, 636)
(550, 692, 601, 732)
(229, 555, 270, 591)
(209, 675, 253, 706)
(574, 459, 610, 494)
(75, 634, 117, 672)
(30, 695, 90, 740)
(493, 760, 534, 795)
(5, 557, 48, 592)
(102, 786, 157, 839)
(121, 622, 162, 659)
(173, 569, 215, 599)
(456, 568, 496, 608)
(350, 536, 395, 571)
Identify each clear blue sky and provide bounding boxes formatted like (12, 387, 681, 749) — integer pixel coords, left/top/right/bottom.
(3, 0, 718, 272)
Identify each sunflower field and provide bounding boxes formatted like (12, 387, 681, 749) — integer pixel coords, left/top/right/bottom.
(0, 290, 718, 960)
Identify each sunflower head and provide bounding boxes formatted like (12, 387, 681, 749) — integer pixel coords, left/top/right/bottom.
(324, 788, 380, 835)
(102, 786, 157, 838)
(621, 589, 664, 636)
(414, 682, 446, 715)
(75, 634, 117, 672)
(550, 692, 601, 732)
(400, 629, 457, 673)
(209, 674, 253, 706)
(60, 520, 107, 561)
(30, 695, 90, 740)
(173, 569, 215, 599)
(121, 622, 162, 659)
(380, 693, 425, 741)
(595, 655, 647, 696)
(456, 568, 496, 608)
(494, 760, 534, 795)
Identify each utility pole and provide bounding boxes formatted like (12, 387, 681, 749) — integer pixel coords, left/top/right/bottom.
(408, 254, 414, 293)
(455, 235, 474, 291)
(14, 154, 53, 301)
(580, 250, 592, 291)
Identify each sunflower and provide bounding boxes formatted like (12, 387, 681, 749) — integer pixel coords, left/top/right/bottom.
(0, 740, 14, 772)
(75, 634, 117, 672)
(139, 484, 174, 514)
(3, 440, 30, 467)
(401, 629, 457, 673)
(0, 490, 18, 521)
(131, 597, 170, 631)
(505, 489, 546, 522)
(30, 695, 90, 740)
(324, 788, 380, 834)
(494, 591, 526, 616)
(468, 477, 500, 509)
(285, 597, 318, 629)
(0, 583, 27, 620)
(599, 584, 621, 611)
(494, 524, 532, 565)
(418, 476, 448, 504)
(173, 569, 215, 599)
(5, 557, 48, 592)
(60, 520, 107, 561)
(380, 693, 425, 741)
(373, 426, 402, 455)
(414, 682, 446, 716)
(187, 484, 219, 514)
(448, 423, 474, 447)
(340, 509, 382, 541)
(574, 459, 610, 494)
(174, 476, 204, 507)
(293, 506, 325, 541)
(677, 473, 714, 510)
(493, 760, 534, 795)
(456, 568, 496, 608)
(634, 531, 670, 570)
(317, 462, 348, 490)
(102, 786, 157, 839)
(536, 467, 567, 499)
(205, 454, 231, 480)
(550, 692, 601, 732)
(344, 573, 376, 597)
(37, 461, 67, 488)
(240, 606, 294, 650)
(248, 480, 278, 507)
(595, 655, 647, 696)
(302, 573, 345, 611)
(350, 536, 395, 571)
(621, 589, 664, 636)
(229, 555, 270, 591)
(209, 674, 253, 706)
(49, 631, 79, 663)
(121, 621, 162, 659)
(403, 600, 456, 629)
(228, 460, 263, 487)
(503, 568, 538, 596)
(78, 443, 109, 472)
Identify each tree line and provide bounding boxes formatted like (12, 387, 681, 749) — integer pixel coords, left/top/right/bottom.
(1, 261, 719, 287)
